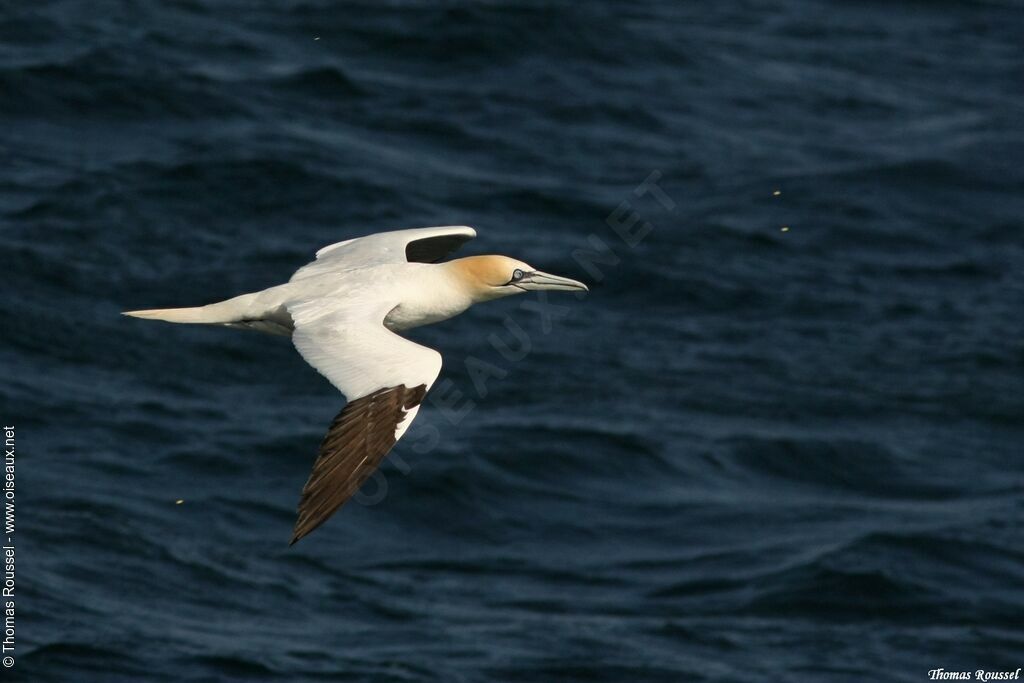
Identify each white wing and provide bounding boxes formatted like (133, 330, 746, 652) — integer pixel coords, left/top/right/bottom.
(290, 225, 476, 282)
(289, 297, 442, 402)
(285, 297, 442, 544)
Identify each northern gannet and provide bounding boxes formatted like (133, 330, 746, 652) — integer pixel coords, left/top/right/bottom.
(124, 226, 587, 544)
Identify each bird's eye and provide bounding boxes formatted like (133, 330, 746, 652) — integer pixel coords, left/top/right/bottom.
(511, 269, 525, 282)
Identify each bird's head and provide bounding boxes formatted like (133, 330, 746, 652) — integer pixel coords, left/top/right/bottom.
(447, 255, 588, 302)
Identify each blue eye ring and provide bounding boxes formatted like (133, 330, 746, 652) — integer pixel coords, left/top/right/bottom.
(511, 269, 525, 282)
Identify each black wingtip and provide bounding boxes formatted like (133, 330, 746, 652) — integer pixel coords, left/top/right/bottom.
(286, 384, 429, 549)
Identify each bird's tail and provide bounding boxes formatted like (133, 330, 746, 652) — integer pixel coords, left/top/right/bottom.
(122, 306, 215, 323)
(123, 292, 260, 325)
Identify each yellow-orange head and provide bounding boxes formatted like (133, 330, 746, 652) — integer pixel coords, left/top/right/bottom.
(443, 255, 588, 302)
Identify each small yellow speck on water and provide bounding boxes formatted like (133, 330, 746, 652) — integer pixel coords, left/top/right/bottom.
(772, 190, 781, 196)
(781, 226, 790, 232)
(175, 499, 184, 505)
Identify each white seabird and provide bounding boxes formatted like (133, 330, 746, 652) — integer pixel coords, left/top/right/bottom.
(124, 226, 587, 544)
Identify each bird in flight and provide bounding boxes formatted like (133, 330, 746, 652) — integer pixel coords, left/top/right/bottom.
(124, 226, 587, 544)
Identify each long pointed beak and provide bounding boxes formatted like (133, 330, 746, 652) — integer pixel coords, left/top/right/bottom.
(518, 270, 589, 292)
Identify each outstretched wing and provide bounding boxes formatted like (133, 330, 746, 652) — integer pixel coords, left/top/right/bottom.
(290, 225, 476, 282)
(287, 298, 442, 544)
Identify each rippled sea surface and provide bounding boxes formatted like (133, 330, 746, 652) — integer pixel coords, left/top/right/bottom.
(4, 1, 1023, 681)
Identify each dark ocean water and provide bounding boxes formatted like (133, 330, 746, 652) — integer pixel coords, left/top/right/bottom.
(3, 1, 1024, 681)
